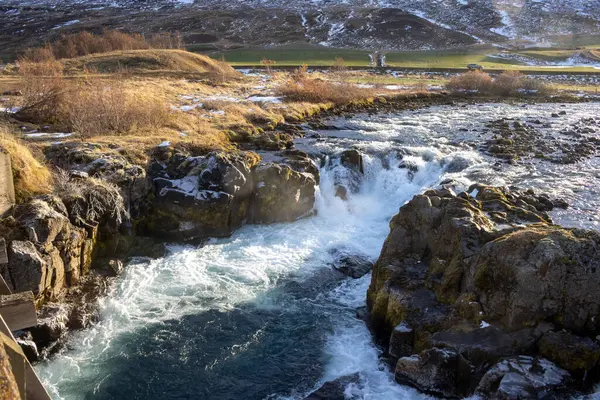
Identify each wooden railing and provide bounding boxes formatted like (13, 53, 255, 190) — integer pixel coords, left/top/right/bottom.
(0, 259, 51, 399)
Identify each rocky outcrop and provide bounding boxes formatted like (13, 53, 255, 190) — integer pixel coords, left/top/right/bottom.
(44, 142, 152, 219)
(367, 184, 600, 398)
(147, 148, 317, 240)
(147, 149, 259, 240)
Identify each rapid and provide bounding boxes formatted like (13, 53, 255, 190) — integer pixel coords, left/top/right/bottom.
(36, 102, 600, 399)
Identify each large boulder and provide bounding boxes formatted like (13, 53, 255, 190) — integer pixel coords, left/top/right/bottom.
(368, 185, 600, 397)
(147, 150, 259, 241)
(475, 356, 571, 399)
(538, 330, 600, 374)
(395, 347, 471, 398)
(251, 162, 316, 224)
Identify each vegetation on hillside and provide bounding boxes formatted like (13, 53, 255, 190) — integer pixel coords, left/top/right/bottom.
(22, 29, 184, 61)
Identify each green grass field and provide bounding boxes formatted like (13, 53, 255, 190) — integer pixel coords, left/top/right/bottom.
(208, 43, 600, 73)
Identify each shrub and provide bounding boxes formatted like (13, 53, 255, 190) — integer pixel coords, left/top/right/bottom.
(446, 70, 552, 97)
(446, 71, 493, 93)
(16, 59, 68, 123)
(334, 57, 347, 73)
(0, 125, 53, 201)
(15, 59, 170, 136)
(277, 67, 373, 104)
(64, 78, 171, 137)
(492, 70, 523, 96)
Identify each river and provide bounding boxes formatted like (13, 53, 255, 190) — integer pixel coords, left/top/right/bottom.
(36, 102, 600, 399)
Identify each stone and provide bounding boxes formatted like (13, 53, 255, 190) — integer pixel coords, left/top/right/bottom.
(334, 185, 348, 200)
(329, 250, 373, 279)
(304, 373, 361, 400)
(389, 322, 414, 358)
(476, 356, 570, 399)
(252, 163, 316, 224)
(13, 196, 71, 249)
(107, 259, 124, 277)
(7, 240, 47, 294)
(538, 331, 600, 373)
(367, 185, 600, 397)
(16, 337, 39, 363)
(147, 150, 259, 240)
(340, 149, 364, 174)
(395, 348, 471, 398)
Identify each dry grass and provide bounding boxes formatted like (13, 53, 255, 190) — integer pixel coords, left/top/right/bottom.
(22, 30, 182, 61)
(16, 59, 67, 123)
(62, 49, 239, 80)
(65, 78, 171, 137)
(276, 66, 374, 104)
(446, 71, 552, 96)
(53, 169, 128, 227)
(0, 125, 53, 201)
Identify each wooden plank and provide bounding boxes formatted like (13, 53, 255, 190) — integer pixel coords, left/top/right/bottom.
(0, 275, 12, 296)
(0, 237, 8, 265)
(0, 315, 51, 400)
(1, 331, 26, 399)
(25, 362, 51, 400)
(0, 292, 38, 331)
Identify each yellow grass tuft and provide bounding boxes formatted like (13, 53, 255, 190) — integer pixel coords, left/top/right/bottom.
(0, 125, 53, 201)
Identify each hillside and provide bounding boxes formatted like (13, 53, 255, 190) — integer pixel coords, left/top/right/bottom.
(61, 49, 237, 76)
(1, 0, 599, 60)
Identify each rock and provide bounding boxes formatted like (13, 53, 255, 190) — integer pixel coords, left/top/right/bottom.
(389, 323, 414, 358)
(16, 337, 39, 363)
(277, 150, 320, 184)
(538, 331, 600, 374)
(12, 196, 71, 249)
(107, 259, 124, 276)
(252, 163, 316, 224)
(355, 306, 368, 321)
(304, 373, 361, 400)
(334, 185, 348, 200)
(467, 226, 600, 332)
(340, 149, 364, 174)
(395, 347, 471, 398)
(148, 150, 259, 240)
(429, 324, 551, 379)
(29, 303, 70, 348)
(329, 250, 373, 279)
(45, 143, 152, 219)
(367, 185, 600, 397)
(7, 240, 47, 294)
(476, 356, 571, 399)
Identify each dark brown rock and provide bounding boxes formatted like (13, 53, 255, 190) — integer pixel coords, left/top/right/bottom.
(538, 331, 600, 373)
(395, 347, 471, 398)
